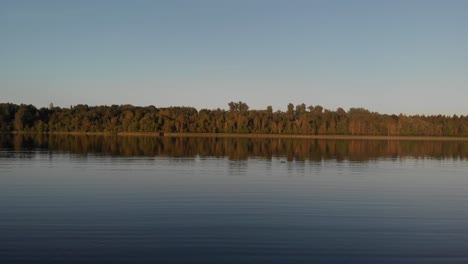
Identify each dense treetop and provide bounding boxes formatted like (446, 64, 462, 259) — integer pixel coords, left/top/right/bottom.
(1, 102, 467, 136)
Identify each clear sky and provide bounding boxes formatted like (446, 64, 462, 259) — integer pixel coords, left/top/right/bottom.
(1, 0, 467, 115)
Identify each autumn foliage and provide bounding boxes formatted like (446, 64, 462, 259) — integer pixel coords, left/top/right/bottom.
(1, 102, 467, 137)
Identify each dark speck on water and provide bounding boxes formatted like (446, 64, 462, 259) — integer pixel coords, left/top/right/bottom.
(1, 134, 468, 263)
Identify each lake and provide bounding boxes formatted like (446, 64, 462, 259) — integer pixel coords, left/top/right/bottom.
(1, 134, 468, 263)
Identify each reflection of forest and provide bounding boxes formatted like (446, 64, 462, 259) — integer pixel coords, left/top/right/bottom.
(2, 134, 468, 161)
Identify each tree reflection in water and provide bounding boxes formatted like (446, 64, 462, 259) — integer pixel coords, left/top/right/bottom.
(2, 134, 467, 161)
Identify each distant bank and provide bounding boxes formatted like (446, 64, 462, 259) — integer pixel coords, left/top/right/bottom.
(7, 131, 468, 141)
(2, 102, 467, 137)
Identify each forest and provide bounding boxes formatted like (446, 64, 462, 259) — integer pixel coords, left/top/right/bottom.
(1, 101, 467, 137)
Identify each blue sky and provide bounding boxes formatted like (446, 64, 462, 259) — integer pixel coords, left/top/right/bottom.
(1, 0, 467, 115)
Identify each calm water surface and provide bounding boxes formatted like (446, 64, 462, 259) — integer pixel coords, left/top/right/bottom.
(1, 135, 468, 263)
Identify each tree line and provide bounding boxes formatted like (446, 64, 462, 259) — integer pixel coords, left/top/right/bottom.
(1, 102, 467, 136)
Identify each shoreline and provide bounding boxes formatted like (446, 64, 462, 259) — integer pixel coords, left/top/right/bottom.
(5, 131, 468, 141)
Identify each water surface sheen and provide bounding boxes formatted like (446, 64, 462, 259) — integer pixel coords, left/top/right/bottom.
(1, 135, 468, 263)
